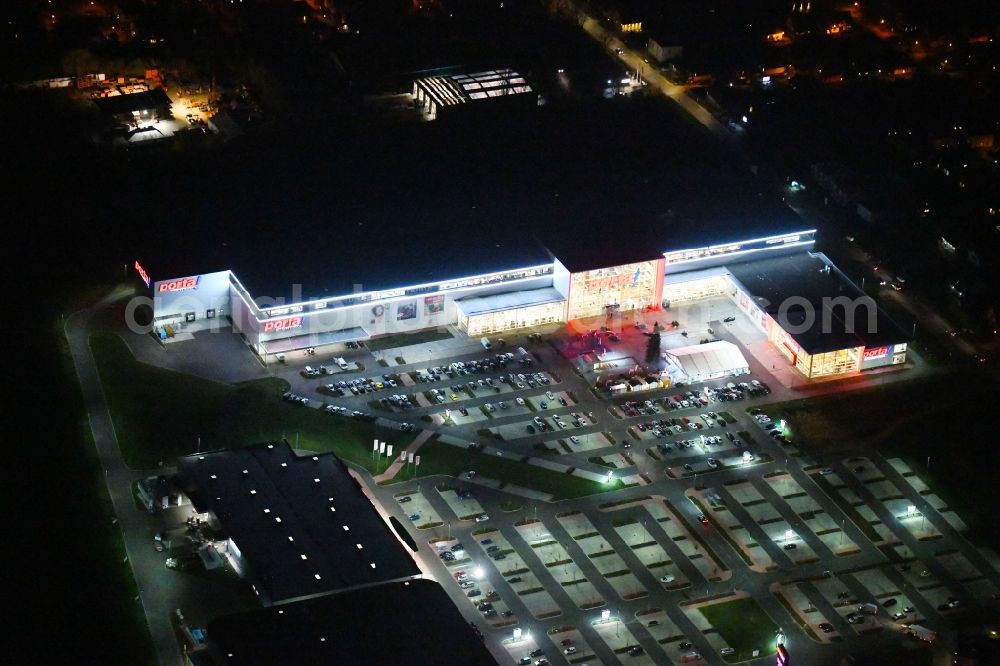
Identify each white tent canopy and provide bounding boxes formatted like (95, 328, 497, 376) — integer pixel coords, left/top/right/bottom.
(665, 340, 749, 383)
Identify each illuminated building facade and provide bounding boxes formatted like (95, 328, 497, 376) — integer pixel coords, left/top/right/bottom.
(142, 228, 908, 378)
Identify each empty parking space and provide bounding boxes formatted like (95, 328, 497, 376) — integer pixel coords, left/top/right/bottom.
(591, 614, 657, 665)
(546, 626, 599, 664)
(634, 608, 685, 646)
(436, 484, 487, 521)
(516, 519, 605, 610)
(397, 489, 444, 529)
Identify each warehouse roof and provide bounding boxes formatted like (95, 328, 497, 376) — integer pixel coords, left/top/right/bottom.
(203, 579, 496, 666)
(726, 252, 910, 354)
(455, 287, 565, 316)
(93, 89, 172, 115)
(176, 441, 419, 605)
(415, 68, 533, 109)
(666, 340, 749, 379)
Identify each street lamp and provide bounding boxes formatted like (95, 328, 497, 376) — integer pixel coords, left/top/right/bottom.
(474, 566, 485, 580)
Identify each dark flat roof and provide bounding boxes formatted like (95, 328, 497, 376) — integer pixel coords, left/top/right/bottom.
(143, 228, 552, 303)
(727, 252, 909, 354)
(544, 203, 805, 273)
(133, 97, 803, 300)
(177, 442, 419, 605)
(93, 89, 172, 115)
(204, 579, 496, 666)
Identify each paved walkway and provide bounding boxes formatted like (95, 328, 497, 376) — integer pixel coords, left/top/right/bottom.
(65, 292, 182, 666)
(373, 428, 435, 483)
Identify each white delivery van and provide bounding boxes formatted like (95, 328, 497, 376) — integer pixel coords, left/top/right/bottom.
(481, 337, 492, 350)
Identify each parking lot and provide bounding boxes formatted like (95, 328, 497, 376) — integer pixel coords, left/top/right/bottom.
(133, 307, 1000, 666)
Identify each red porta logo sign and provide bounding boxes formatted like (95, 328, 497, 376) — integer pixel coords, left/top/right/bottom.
(263, 316, 303, 332)
(134, 260, 151, 287)
(863, 345, 890, 360)
(157, 277, 200, 292)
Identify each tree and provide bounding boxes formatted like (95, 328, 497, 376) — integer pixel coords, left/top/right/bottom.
(645, 333, 661, 363)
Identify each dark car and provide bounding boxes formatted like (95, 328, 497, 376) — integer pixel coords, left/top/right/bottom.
(627, 646, 643, 656)
(883, 598, 898, 608)
(529, 648, 545, 657)
(784, 543, 797, 550)
(723, 316, 736, 322)
(678, 642, 693, 650)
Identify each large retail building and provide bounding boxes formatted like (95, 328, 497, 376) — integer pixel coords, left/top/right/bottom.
(138, 228, 909, 380)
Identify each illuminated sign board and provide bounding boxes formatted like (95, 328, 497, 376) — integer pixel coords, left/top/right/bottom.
(134, 261, 151, 288)
(157, 276, 200, 292)
(863, 345, 890, 360)
(585, 273, 634, 292)
(766, 235, 800, 245)
(664, 231, 816, 265)
(303, 265, 555, 312)
(263, 316, 303, 333)
(776, 644, 789, 665)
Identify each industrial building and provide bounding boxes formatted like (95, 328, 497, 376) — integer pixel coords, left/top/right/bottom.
(139, 227, 909, 380)
(412, 68, 535, 120)
(176, 441, 420, 606)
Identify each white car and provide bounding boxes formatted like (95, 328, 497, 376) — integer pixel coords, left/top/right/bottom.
(563, 647, 577, 655)
(660, 574, 675, 583)
(546, 391, 556, 400)
(475, 514, 489, 523)
(516, 397, 526, 406)
(570, 436, 581, 445)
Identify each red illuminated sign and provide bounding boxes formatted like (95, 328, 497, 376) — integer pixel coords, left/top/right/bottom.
(263, 316, 303, 333)
(134, 261, 150, 288)
(157, 277, 200, 292)
(584, 274, 632, 292)
(863, 346, 890, 360)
